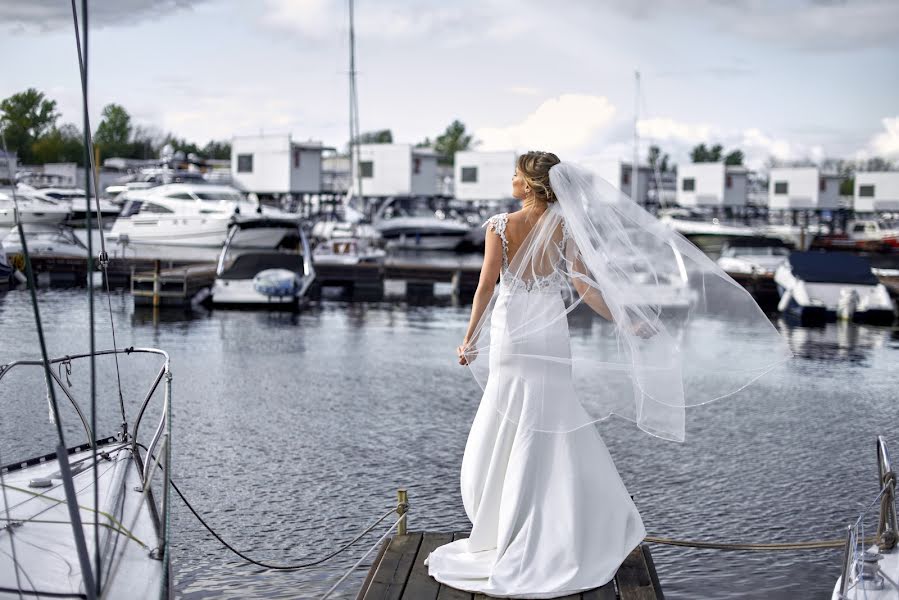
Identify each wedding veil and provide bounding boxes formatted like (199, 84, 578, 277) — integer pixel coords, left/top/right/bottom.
(464, 162, 792, 442)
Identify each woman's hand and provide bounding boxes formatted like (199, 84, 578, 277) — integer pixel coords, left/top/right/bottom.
(630, 320, 658, 339)
(457, 340, 477, 365)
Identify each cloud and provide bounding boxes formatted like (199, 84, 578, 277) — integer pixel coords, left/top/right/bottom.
(602, 0, 899, 51)
(637, 118, 718, 144)
(475, 94, 617, 153)
(0, 0, 209, 33)
(259, 0, 527, 44)
(867, 116, 899, 158)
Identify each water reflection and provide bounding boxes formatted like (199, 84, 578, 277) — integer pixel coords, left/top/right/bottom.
(777, 318, 893, 363)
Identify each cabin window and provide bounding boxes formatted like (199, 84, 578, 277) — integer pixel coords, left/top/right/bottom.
(859, 184, 875, 197)
(237, 154, 253, 173)
(140, 202, 174, 214)
(413, 157, 421, 175)
(852, 224, 866, 233)
(726, 175, 733, 189)
(166, 193, 194, 200)
(682, 178, 695, 192)
(461, 167, 478, 183)
(293, 149, 301, 169)
(819, 178, 826, 192)
(774, 181, 788, 195)
(359, 161, 374, 178)
(622, 171, 630, 185)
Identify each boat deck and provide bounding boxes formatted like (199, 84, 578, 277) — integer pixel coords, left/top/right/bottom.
(358, 532, 663, 600)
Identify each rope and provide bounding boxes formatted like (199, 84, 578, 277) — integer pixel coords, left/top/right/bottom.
(171, 478, 399, 570)
(320, 512, 406, 600)
(643, 534, 877, 551)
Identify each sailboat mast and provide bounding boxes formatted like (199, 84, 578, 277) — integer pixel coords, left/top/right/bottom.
(348, 0, 362, 199)
(633, 69, 640, 206)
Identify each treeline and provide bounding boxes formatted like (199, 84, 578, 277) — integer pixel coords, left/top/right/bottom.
(0, 88, 231, 166)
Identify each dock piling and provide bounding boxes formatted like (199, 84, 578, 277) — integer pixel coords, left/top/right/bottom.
(397, 489, 408, 536)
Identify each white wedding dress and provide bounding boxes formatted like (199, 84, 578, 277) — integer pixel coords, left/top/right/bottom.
(425, 213, 646, 598)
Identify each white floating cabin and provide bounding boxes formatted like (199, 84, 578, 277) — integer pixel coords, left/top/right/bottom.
(854, 172, 899, 213)
(231, 134, 324, 197)
(768, 167, 844, 212)
(351, 144, 439, 197)
(677, 163, 748, 208)
(453, 151, 516, 202)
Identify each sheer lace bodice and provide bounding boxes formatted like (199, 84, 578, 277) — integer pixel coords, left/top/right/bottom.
(483, 212, 570, 294)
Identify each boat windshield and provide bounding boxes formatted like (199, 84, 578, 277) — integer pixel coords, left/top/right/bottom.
(196, 191, 244, 202)
(725, 246, 789, 257)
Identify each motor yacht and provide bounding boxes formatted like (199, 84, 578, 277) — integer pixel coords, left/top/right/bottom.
(21, 185, 121, 227)
(208, 216, 316, 309)
(108, 184, 291, 261)
(716, 237, 791, 276)
(373, 198, 470, 251)
(0, 190, 71, 228)
(774, 251, 896, 325)
(2, 224, 89, 258)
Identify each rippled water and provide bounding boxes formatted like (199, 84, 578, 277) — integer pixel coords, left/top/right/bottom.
(1, 286, 898, 599)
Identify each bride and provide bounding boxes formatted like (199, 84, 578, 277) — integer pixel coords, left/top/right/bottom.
(424, 152, 792, 597)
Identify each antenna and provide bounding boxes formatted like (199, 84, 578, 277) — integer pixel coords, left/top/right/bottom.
(633, 69, 640, 207)
(348, 0, 363, 199)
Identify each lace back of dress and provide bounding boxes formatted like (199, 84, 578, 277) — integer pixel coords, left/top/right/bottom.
(484, 212, 570, 294)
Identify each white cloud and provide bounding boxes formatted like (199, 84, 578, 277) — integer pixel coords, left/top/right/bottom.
(868, 116, 899, 158)
(475, 94, 617, 154)
(637, 118, 718, 144)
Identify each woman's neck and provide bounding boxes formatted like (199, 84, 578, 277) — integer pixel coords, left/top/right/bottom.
(522, 197, 547, 214)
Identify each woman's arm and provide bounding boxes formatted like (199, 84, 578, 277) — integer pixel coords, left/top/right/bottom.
(457, 225, 503, 364)
(571, 255, 614, 321)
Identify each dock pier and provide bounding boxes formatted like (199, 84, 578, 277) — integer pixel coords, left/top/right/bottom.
(358, 532, 664, 600)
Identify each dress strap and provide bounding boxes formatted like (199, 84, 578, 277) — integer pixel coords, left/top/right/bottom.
(483, 213, 509, 269)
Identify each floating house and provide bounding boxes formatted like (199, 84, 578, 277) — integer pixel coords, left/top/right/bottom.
(677, 163, 748, 208)
(453, 151, 516, 202)
(231, 135, 324, 196)
(350, 144, 439, 197)
(854, 172, 899, 213)
(768, 167, 843, 211)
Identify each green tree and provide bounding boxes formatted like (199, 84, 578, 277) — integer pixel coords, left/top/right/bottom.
(434, 119, 474, 166)
(94, 103, 132, 158)
(31, 123, 85, 165)
(0, 88, 59, 164)
(162, 134, 201, 158)
(353, 129, 393, 146)
(690, 143, 726, 163)
(724, 149, 744, 166)
(415, 137, 432, 148)
(201, 139, 232, 160)
(647, 145, 670, 172)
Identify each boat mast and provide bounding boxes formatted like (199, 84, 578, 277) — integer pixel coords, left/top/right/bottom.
(633, 69, 640, 207)
(348, 0, 362, 201)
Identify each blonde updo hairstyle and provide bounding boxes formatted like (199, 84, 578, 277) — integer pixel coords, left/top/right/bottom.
(517, 151, 561, 203)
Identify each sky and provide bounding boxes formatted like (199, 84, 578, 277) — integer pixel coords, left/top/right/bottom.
(1, 0, 897, 171)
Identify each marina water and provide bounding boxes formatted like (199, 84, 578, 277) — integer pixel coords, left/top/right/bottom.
(1, 286, 897, 599)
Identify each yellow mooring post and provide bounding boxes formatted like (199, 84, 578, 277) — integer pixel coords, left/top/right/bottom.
(397, 489, 408, 536)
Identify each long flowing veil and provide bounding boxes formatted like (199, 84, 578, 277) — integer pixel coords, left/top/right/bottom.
(464, 162, 792, 441)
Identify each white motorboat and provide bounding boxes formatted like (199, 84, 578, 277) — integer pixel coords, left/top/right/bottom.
(2, 224, 89, 258)
(313, 233, 385, 266)
(0, 348, 173, 599)
(21, 185, 121, 226)
(658, 208, 758, 238)
(847, 220, 899, 249)
(763, 223, 829, 251)
(774, 251, 896, 325)
(108, 183, 291, 261)
(832, 436, 899, 599)
(716, 238, 791, 276)
(0, 190, 71, 228)
(373, 198, 470, 251)
(208, 217, 316, 309)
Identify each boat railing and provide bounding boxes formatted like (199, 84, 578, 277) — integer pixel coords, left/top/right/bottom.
(837, 435, 898, 598)
(0, 347, 171, 492)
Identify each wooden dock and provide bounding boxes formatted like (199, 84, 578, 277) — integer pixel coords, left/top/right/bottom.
(131, 262, 218, 307)
(358, 532, 663, 600)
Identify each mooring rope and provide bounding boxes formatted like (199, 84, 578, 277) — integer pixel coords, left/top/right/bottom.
(643, 535, 877, 551)
(320, 512, 407, 600)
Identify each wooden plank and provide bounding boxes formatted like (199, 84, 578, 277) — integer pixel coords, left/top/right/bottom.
(356, 537, 391, 600)
(615, 544, 658, 600)
(362, 532, 423, 600)
(402, 532, 453, 600)
(640, 545, 664, 600)
(582, 582, 616, 600)
(436, 532, 472, 600)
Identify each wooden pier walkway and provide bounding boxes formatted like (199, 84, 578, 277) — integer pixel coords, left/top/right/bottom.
(358, 532, 663, 600)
